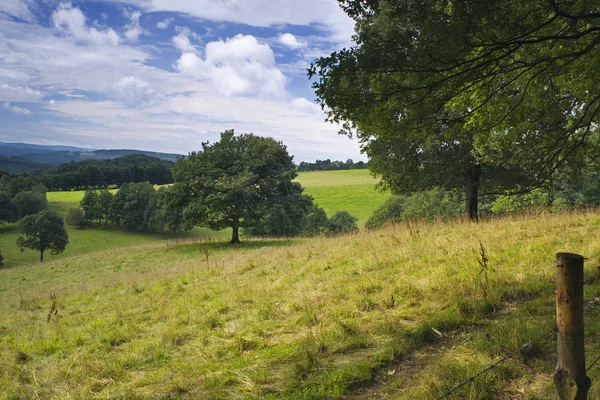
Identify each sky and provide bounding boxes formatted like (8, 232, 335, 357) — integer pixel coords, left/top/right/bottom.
(0, 0, 365, 162)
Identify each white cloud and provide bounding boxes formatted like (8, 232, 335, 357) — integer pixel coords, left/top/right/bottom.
(123, 9, 143, 41)
(278, 33, 306, 49)
(114, 0, 355, 44)
(172, 27, 198, 53)
(52, 3, 120, 46)
(0, 0, 33, 21)
(3, 102, 31, 115)
(156, 17, 173, 29)
(112, 76, 165, 105)
(49, 99, 55, 105)
(176, 34, 286, 98)
(0, 83, 42, 102)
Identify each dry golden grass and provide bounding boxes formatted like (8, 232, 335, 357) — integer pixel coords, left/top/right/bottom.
(1, 211, 600, 399)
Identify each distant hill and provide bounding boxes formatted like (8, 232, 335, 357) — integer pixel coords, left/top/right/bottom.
(0, 142, 182, 173)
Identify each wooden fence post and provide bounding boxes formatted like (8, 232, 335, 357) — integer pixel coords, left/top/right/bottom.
(555, 252, 591, 400)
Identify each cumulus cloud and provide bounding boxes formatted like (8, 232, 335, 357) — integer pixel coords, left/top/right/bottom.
(52, 2, 120, 46)
(176, 34, 286, 97)
(0, 83, 42, 102)
(112, 76, 165, 105)
(123, 9, 143, 41)
(278, 33, 306, 49)
(172, 27, 199, 53)
(156, 17, 173, 29)
(3, 102, 31, 115)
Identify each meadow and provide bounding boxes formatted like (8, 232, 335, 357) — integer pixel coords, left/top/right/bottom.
(296, 170, 390, 227)
(2, 172, 600, 399)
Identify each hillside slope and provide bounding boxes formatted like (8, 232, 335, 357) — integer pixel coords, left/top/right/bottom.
(2, 212, 600, 398)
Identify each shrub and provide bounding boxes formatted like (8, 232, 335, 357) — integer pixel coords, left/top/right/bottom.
(66, 208, 85, 229)
(303, 205, 329, 236)
(12, 190, 47, 218)
(325, 211, 358, 236)
(365, 196, 404, 230)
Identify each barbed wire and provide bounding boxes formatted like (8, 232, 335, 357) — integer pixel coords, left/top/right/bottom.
(437, 325, 557, 399)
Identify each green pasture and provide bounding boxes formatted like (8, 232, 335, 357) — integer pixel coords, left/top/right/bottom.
(296, 170, 391, 226)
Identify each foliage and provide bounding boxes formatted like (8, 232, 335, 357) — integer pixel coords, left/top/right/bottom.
(325, 210, 359, 236)
(365, 196, 404, 230)
(152, 185, 194, 234)
(0, 191, 19, 223)
(97, 189, 113, 226)
(297, 158, 367, 172)
(302, 204, 329, 236)
(0, 174, 40, 197)
(12, 190, 47, 218)
(309, 0, 600, 219)
(80, 189, 99, 224)
(37, 154, 174, 190)
(66, 207, 85, 229)
(16, 210, 68, 262)
(173, 129, 305, 244)
(109, 182, 157, 232)
(366, 188, 464, 229)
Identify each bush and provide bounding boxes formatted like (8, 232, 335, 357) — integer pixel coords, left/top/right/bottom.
(302, 205, 329, 236)
(325, 211, 358, 236)
(66, 208, 85, 229)
(365, 196, 404, 230)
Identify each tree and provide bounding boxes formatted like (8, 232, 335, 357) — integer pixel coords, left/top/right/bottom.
(17, 210, 69, 262)
(172, 130, 303, 244)
(110, 182, 157, 232)
(309, 0, 600, 220)
(0, 191, 19, 223)
(80, 189, 99, 224)
(13, 190, 47, 218)
(152, 185, 194, 234)
(97, 189, 113, 226)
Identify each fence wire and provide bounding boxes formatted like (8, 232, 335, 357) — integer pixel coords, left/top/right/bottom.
(436, 284, 600, 398)
(437, 325, 557, 399)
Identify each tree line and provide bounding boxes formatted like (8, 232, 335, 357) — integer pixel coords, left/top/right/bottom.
(36, 154, 174, 191)
(296, 159, 367, 172)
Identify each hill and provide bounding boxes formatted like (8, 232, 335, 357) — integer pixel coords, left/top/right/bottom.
(1, 211, 600, 398)
(0, 142, 182, 172)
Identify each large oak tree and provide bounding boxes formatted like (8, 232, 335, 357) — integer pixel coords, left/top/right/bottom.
(310, 0, 600, 219)
(172, 130, 307, 244)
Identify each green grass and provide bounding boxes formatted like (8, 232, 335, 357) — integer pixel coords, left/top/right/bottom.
(296, 170, 390, 226)
(3, 211, 600, 398)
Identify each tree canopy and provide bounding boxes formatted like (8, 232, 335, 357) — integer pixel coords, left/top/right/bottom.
(17, 210, 68, 262)
(172, 130, 306, 243)
(309, 0, 600, 219)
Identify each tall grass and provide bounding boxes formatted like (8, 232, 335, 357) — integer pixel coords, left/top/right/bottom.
(2, 211, 600, 398)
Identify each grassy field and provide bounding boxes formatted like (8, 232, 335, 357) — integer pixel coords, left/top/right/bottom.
(296, 170, 390, 227)
(2, 210, 600, 398)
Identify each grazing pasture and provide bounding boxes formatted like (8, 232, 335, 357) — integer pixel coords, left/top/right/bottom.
(2, 210, 600, 398)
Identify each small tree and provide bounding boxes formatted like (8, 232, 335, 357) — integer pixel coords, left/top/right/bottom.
(17, 210, 69, 262)
(66, 207, 85, 229)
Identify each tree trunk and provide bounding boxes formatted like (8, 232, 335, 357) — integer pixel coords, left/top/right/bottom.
(40, 250, 44, 263)
(231, 224, 240, 244)
(465, 164, 481, 222)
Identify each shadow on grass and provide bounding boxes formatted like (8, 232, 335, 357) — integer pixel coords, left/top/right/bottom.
(165, 237, 303, 255)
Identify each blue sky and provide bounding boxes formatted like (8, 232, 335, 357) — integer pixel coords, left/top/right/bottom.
(0, 0, 365, 161)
